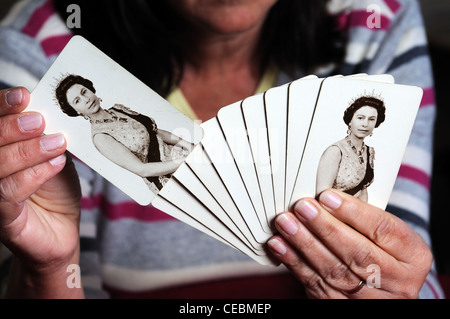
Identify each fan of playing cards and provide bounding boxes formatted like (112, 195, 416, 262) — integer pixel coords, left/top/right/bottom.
(29, 36, 423, 266)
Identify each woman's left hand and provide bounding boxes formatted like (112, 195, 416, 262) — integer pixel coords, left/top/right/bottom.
(267, 189, 432, 299)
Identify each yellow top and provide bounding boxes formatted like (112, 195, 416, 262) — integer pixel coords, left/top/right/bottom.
(166, 64, 278, 120)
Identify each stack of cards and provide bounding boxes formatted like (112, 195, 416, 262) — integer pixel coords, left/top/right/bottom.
(29, 37, 423, 266)
(153, 73, 422, 265)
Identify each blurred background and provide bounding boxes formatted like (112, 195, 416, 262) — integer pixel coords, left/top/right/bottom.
(0, 0, 17, 18)
(0, 0, 15, 19)
(1, 0, 450, 296)
(419, 0, 450, 296)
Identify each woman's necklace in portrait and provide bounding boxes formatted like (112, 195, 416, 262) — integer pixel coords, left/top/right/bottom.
(346, 136, 365, 164)
(91, 109, 129, 124)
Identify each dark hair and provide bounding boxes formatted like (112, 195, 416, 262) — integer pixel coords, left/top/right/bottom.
(54, 0, 346, 97)
(55, 74, 96, 117)
(343, 96, 386, 128)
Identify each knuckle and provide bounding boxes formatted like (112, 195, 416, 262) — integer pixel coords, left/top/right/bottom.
(0, 176, 17, 203)
(318, 222, 340, 244)
(303, 273, 329, 299)
(371, 215, 395, 245)
(422, 245, 433, 271)
(325, 262, 354, 284)
(414, 239, 433, 274)
(399, 282, 421, 299)
(0, 89, 6, 108)
(12, 142, 33, 164)
(300, 231, 317, 252)
(0, 120, 8, 145)
(24, 165, 41, 182)
(0, 117, 19, 147)
(349, 245, 379, 272)
(0, 166, 42, 204)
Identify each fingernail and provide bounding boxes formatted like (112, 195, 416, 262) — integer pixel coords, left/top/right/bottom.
(276, 213, 299, 235)
(18, 113, 43, 132)
(294, 200, 318, 221)
(5, 88, 23, 107)
(40, 134, 65, 152)
(267, 238, 287, 256)
(319, 191, 342, 211)
(49, 154, 66, 167)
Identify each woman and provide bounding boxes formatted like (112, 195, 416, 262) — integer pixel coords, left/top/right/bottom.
(316, 96, 385, 202)
(55, 74, 192, 193)
(0, 0, 442, 299)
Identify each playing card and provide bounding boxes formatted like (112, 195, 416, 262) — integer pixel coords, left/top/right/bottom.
(240, 92, 277, 228)
(289, 76, 422, 209)
(175, 139, 267, 252)
(28, 36, 203, 205)
(284, 76, 322, 210)
(217, 101, 271, 233)
(264, 83, 289, 216)
(285, 74, 395, 208)
(164, 159, 266, 255)
(199, 118, 273, 243)
(151, 193, 276, 265)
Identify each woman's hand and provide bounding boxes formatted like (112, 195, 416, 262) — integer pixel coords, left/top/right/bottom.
(267, 189, 432, 299)
(0, 87, 83, 298)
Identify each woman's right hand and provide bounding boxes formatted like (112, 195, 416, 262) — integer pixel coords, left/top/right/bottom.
(0, 87, 83, 298)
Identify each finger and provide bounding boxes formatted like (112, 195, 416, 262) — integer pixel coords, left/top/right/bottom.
(0, 87, 30, 116)
(272, 212, 363, 293)
(0, 134, 66, 179)
(292, 197, 386, 280)
(267, 235, 345, 299)
(318, 189, 428, 263)
(0, 153, 67, 231)
(0, 112, 45, 147)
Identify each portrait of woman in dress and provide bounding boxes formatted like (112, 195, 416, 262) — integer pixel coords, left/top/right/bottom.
(316, 95, 386, 202)
(55, 74, 193, 194)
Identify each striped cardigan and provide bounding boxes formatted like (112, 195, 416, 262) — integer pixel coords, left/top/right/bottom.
(0, 0, 444, 298)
